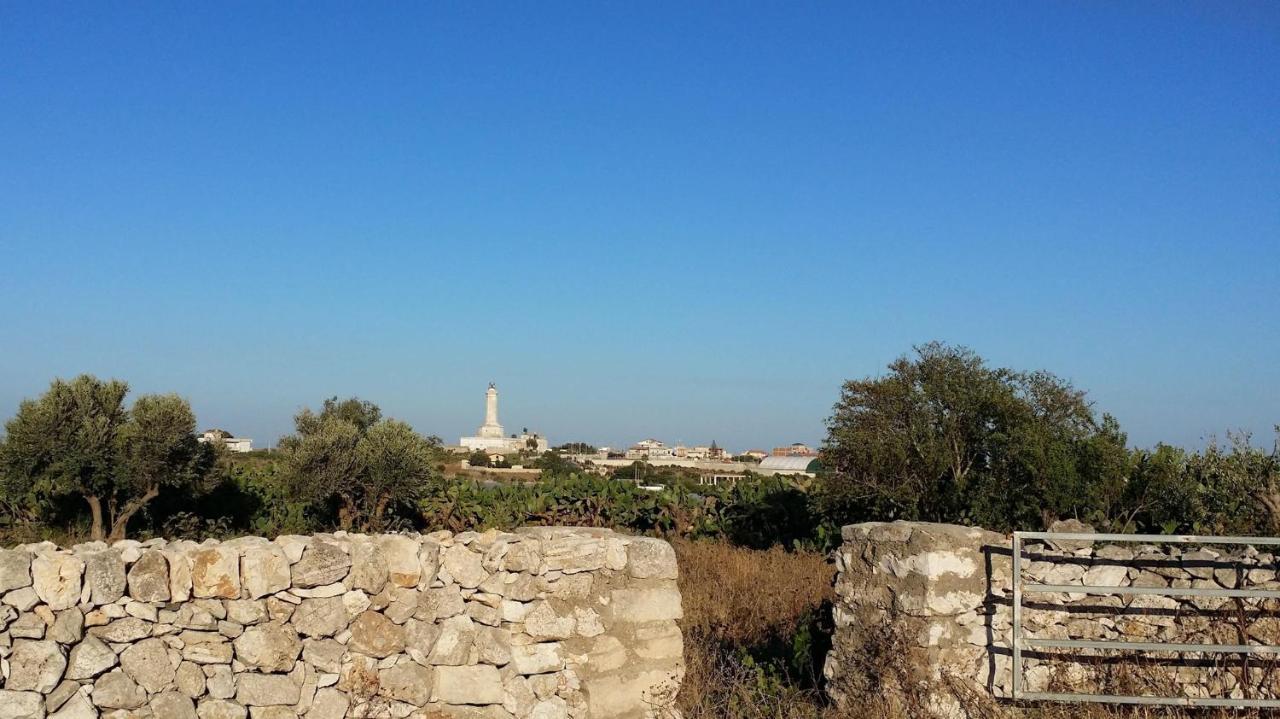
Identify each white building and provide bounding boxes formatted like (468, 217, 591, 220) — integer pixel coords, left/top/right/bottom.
(198, 430, 253, 453)
(625, 439, 674, 460)
(460, 384, 549, 454)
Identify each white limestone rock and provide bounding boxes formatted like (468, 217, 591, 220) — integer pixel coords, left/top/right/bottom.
(31, 554, 84, 611)
(232, 623, 301, 673)
(65, 635, 118, 680)
(290, 597, 348, 638)
(625, 538, 677, 580)
(306, 688, 348, 719)
(92, 670, 148, 710)
(195, 698, 246, 719)
(82, 550, 127, 606)
(126, 550, 171, 603)
(509, 643, 562, 675)
(149, 691, 197, 719)
(0, 690, 45, 719)
(609, 585, 683, 623)
(190, 547, 240, 600)
(442, 545, 488, 590)
(234, 674, 299, 706)
(120, 637, 177, 694)
(7, 640, 67, 693)
(425, 615, 474, 666)
(240, 546, 290, 599)
(289, 543, 350, 589)
(0, 549, 33, 594)
(433, 665, 503, 705)
(49, 691, 96, 719)
(378, 662, 433, 705)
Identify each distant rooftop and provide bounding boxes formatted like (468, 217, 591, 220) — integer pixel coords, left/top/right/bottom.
(759, 455, 821, 472)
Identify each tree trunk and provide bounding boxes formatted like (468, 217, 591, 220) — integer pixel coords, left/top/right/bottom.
(108, 486, 160, 542)
(338, 497, 358, 531)
(1259, 487, 1280, 534)
(85, 495, 105, 542)
(373, 495, 390, 527)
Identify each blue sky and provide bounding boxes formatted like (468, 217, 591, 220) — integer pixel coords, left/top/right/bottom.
(1, 2, 1277, 451)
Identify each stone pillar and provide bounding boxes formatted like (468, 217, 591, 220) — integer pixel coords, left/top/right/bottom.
(825, 521, 1010, 718)
(485, 384, 499, 427)
(478, 383, 505, 438)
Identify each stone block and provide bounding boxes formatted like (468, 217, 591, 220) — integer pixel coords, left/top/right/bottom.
(7, 640, 67, 693)
(31, 554, 84, 611)
(625, 538, 677, 580)
(191, 547, 241, 600)
(610, 585, 683, 623)
(235, 674, 300, 706)
(434, 665, 503, 705)
(290, 542, 350, 588)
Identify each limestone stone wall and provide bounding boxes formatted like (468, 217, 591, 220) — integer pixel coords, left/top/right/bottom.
(825, 521, 1280, 716)
(0, 528, 684, 719)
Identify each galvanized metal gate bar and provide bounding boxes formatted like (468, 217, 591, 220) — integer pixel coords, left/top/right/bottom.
(1010, 530, 1280, 708)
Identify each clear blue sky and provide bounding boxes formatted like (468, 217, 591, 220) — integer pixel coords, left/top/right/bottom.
(1, 2, 1277, 452)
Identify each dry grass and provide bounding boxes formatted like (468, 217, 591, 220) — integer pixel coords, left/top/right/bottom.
(675, 540, 835, 719)
(675, 539, 1274, 719)
(675, 539, 834, 645)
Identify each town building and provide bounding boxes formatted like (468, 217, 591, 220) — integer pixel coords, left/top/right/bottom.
(625, 439, 674, 459)
(459, 384, 549, 454)
(740, 449, 769, 461)
(198, 429, 253, 453)
(772, 442, 818, 457)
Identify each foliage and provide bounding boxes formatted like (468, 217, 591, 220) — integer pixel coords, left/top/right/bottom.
(0, 375, 213, 540)
(721, 476, 829, 550)
(419, 472, 721, 537)
(112, 393, 216, 539)
(278, 397, 441, 531)
(820, 343, 1127, 532)
(819, 343, 1280, 536)
(359, 420, 441, 525)
(531, 452, 580, 474)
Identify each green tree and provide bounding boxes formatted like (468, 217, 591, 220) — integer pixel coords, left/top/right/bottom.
(1, 376, 128, 539)
(280, 398, 440, 530)
(295, 396, 382, 435)
(112, 394, 215, 540)
(820, 342, 1118, 531)
(359, 420, 441, 527)
(0, 375, 212, 540)
(468, 450, 490, 468)
(278, 414, 363, 525)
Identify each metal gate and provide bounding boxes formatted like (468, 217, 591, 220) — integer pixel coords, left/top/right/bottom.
(1011, 531, 1280, 708)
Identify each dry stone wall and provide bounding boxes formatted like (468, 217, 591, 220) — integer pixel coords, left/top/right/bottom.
(0, 528, 684, 719)
(826, 521, 1280, 716)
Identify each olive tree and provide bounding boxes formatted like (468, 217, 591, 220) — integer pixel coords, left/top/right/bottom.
(0, 375, 213, 540)
(359, 420, 441, 526)
(280, 397, 441, 530)
(113, 394, 215, 540)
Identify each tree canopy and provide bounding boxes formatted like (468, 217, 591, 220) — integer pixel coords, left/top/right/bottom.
(820, 342, 1128, 532)
(278, 397, 441, 530)
(0, 375, 213, 540)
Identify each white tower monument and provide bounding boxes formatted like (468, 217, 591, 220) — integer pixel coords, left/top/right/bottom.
(460, 383, 549, 453)
(477, 383, 504, 439)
